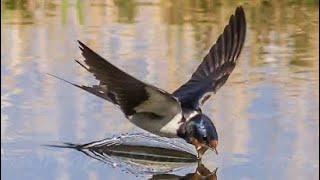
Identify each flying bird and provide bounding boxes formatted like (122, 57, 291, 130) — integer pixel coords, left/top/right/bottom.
(49, 6, 246, 159)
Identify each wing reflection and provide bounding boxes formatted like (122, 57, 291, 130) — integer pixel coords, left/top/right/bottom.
(47, 133, 218, 179)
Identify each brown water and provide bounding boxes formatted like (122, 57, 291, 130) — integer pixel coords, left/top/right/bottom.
(1, 0, 319, 179)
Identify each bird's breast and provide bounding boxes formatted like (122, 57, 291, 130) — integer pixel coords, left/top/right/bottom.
(128, 112, 183, 138)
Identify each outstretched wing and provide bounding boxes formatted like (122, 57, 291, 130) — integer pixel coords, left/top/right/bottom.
(173, 6, 246, 110)
(51, 41, 181, 118)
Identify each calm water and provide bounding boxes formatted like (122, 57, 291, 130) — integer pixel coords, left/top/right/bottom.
(1, 0, 319, 179)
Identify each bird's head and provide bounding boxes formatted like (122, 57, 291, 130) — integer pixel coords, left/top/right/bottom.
(179, 114, 218, 157)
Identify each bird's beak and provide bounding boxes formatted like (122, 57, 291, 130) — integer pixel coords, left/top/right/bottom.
(214, 148, 218, 155)
(189, 138, 206, 159)
(208, 140, 218, 155)
(190, 138, 219, 158)
(203, 144, 218, 155)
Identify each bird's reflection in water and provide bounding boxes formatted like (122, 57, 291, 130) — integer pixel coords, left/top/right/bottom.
(48, 133, 218, 179)
(150, 163, 218, 180)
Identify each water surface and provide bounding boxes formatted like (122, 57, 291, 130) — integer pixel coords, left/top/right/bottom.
(1, 0, 319, 179)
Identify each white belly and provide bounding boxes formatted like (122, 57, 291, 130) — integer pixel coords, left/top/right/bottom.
(128, 113, 183, 138)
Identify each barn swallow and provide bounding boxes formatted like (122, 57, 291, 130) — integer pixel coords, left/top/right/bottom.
(49, 6, 246, 159)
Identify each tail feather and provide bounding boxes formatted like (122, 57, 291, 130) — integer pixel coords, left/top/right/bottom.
(46, 73, 114, 103)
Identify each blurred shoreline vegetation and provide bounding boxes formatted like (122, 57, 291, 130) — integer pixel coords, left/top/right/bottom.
(1, 0, 318, 69)
(1, 0, 318, 24)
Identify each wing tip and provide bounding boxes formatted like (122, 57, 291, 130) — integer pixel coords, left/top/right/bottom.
(74, 59, 90, 72)
(236, 6, 245, 16)
(77, 40, 84, 46)
(235, 6, 246, 25)
(235, 5, 247, 58)
(228, 5, 246, 32)
(236, 6, 244, 14)
(77, 40, 85, 51)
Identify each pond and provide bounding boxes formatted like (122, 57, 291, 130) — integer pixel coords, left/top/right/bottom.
(1, 0, 319, 179)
